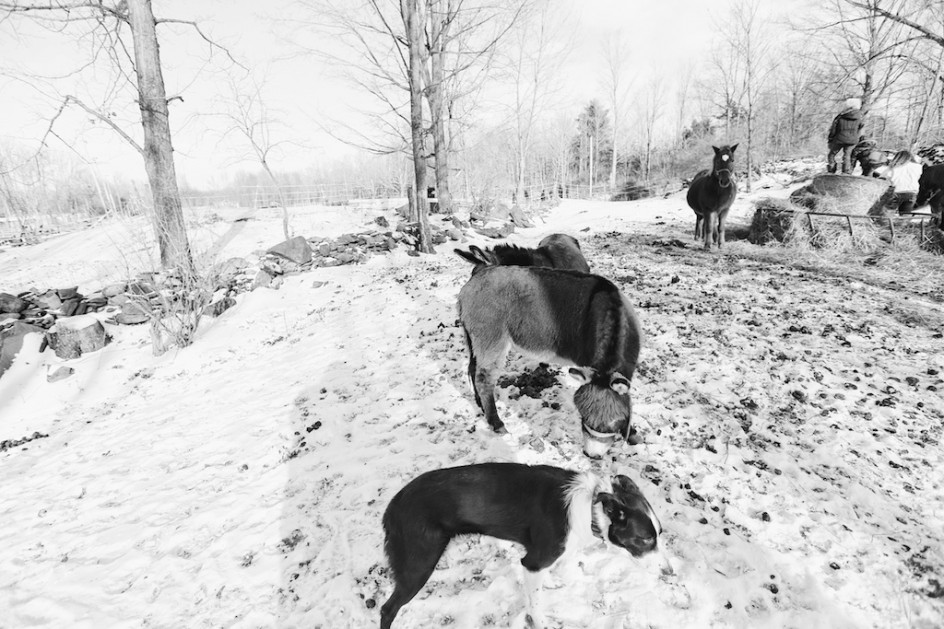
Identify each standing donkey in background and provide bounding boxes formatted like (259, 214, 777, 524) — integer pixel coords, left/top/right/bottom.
(686, 145, 738, 250)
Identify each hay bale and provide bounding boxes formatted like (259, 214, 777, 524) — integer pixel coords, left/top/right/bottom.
(808, 174, 890, 215)
(749, 198, 808, 244)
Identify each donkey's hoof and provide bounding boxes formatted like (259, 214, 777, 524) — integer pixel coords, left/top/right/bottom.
(490, 424, 508, 435)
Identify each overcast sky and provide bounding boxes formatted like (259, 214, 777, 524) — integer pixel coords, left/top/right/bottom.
(0, 0, 785, 188)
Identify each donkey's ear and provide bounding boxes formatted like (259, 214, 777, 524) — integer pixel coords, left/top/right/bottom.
(610, 373, 631, 395)
(712, 145, 720, 153)
(568, 367, 594, 384)
(730, 144, 739, 153)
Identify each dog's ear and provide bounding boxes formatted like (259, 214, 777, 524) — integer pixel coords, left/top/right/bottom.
(609, 373, 630, 395)
(611, 475, 661, 535)
(612, 474, 642, 497)
(595, 492, 628, 524)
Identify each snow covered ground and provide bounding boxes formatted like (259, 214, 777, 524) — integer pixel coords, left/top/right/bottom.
(1, 180, 943, 629)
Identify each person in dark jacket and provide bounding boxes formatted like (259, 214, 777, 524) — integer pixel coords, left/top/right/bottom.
(827, 98, 864, 174)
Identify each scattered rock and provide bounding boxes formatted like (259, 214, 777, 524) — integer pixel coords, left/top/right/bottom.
(218, 257, 251, 280)
(474, 222, 516, 239)
(252, 269, 274, 290)
(47, 315, 108, 360)
(47, 366, 75, 383)
(116, 301, 150, 325)
(33, 290, 62, 310)
(268, 236, 313, 265)
(206, 297, 236, 317)
(0, 292, 28, 313)
(102, 284, 128, 299)
(0, 321, 44, 378)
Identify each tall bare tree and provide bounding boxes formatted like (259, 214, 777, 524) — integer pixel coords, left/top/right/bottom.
(215, 74, 292, 239)
(401, 0, 433, 252)
(425, 0, 456, 214)
(0, 0, 225, 272)
(500, 0, 572, 203)
(601, 32, 633, 190)
(720, 0, 775, 192)
(805, 0, 914, 121)
(637, 78, 665, 188)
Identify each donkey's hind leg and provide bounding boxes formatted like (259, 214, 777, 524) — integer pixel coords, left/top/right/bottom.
(694, 213, 704, 240)
(471, 341, 510, 434)
(463, 328, 482, 409)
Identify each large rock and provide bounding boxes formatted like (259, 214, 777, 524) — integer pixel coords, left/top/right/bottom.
(47, 315, 108, 360)
(0, 293, 28, 313)
(0, 321, 44, 378)
(267, 236, 312, 265)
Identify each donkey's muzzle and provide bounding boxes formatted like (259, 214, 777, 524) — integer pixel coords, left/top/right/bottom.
(582, 423, 623, 458)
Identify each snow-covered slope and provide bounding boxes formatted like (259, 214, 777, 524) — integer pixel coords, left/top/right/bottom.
(1, 186, 942, 629)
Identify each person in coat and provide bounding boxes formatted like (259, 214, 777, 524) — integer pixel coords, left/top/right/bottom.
(827, 98, 865, 174)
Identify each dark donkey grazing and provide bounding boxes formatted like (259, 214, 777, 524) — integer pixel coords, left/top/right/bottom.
(458, 265, 642, 457)
(454, 233, 591, 274)
(916, 163, 944, 228)
(686, 144, 739, 249)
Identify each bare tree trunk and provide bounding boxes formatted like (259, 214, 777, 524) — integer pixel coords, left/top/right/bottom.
(610, 111, 617, 189)
(427, 0, 454, 215)
(126, 0, 192, 273)
(401, 0, 433, 253)
(260, 158, 289, 239)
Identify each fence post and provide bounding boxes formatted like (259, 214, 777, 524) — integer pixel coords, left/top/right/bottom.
(888, 216, 895, 241)
(846, 215, 853, 238)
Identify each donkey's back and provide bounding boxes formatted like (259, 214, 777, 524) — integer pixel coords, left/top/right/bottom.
(458, 266, 636, 370)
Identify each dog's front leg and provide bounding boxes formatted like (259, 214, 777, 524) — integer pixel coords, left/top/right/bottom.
(522, 567, 546, 629)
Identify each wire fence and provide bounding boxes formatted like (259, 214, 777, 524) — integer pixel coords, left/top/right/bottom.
(177, 180, 682, 211)
(0, 179, 683, 244)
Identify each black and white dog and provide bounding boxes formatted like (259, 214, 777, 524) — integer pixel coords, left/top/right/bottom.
(380, 463, 661, 629)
